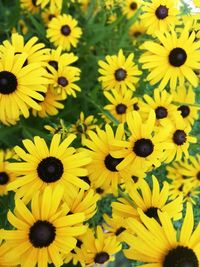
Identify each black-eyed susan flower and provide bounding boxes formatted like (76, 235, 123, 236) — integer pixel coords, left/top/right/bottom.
(47, 14, 83, 51)
(103, 214, 127, 242)
(64, 231, 87, 266)
(164, 117, 196, 163)
(2, 185, 87, 267)
(32, 85, 65, 118)
(122, 0, 141, 19)
(7, 134, 91, 203)
(0, 149, 16, 196)
(41, 6, 61, 26)
(140, 25, 200, 90)
(46, 65, 81, 98)
(112, 175, 183, 224)
(129, 21, 146, 43)
(64, 188, 99, 221)
(98, 49, 141, 92)
(20, 0, 40, 13)
(84, 124, 138, 195)
(0, 49, 47, 125)
(173, 85, 199, 126)
(140, 88, 180, 127)
(124, 202, 200, 267)
(69, 112, 97, 145)
(76, 226, 121, 266)
(103, 88, 140, 123)
(36, 0, 63, 9)
(45, 46, 78, 73)
(140, 0, 178, 35)
(111, 111, 172, 171)
(0, 33, 48, 66)
(169, 180, 200, 205)
(175, 155, 200, 187)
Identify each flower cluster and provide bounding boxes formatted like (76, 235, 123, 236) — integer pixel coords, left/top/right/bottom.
(0, 0, 200, 267)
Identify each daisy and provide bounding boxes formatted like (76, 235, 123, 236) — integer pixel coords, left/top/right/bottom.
(2, 185, 87, 267)
(32, 85, 65, 118)
(76, 226, 121, 266)
(47, 14, 82, 51)
(98, 49, 141, 92)
(46, 65, 81, 98)
(164, 117, 196, 163)
(7, 134, 91, 203)
(124, 202, 200, 267)
(20, 0, 40, 13)
(0, 149, 17, 196)
(112, 175, 183, 224)
(45, 46, 78, 73)
(122, 0, 141, 19)
(0, 49, 47, 125)
(64, 188, 99, 221)
(0, 33, 48, 66)
(139, 25, 200, 90)
(111, 111, 173, 171)
(84, 124, 140, 195)
(140, 88, 180, 126)
(104, 88, 140, 123)
(172, 85, 199, 126)
(140, 0, 179, 35)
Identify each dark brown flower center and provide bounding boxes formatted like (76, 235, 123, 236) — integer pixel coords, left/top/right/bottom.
(114, 68, 127, 81)
(145, 207, 160, 223)
(155, 106, 168, 119)
(96, 187, 104, 194)
(163, 246, 199, 267)
(130, 2, 137, 10)
(169, 48, 187, 67)
(61, 25, 71, 36)
(116, 104, 127, 114)
(0, 172, 9, 185)
(29, 220, 56, 248)
(133, 103, 139, 110)
(32, 0, 37, 6)
(131, 175, 139, 183)
(178, 105, 190, 118)
(104, 154, 123, 172)
(37, 156, 64, 183)
(133, 138, 154, 157)
(115, 227, 126, 236)
(173, 130, 187, 145)
(196, 172, 200, 180)
(48, 14, 55, 21)
(155, 5, 169, 19)
(0, 71, 18, 94)
(48, 60, 58, 71)
(58, 76, 68, 87)
(133, 31, 142, 38)
(80, 176, 91, 185)
(94, 252, 110, 264)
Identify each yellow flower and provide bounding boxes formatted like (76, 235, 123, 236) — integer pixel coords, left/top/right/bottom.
(124, 202, 200, 267)
(76, 226, 121, 266)
(140, 0, 178, 35)
(7, 134, 91, 203)
(140, 25, 200, 90)
(98, 49, 141, 92)
(112, 175, 183, 223)
(2, 185, 87, 267)
(122, 0, 141, 19)
(47, 14, 82, 51)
